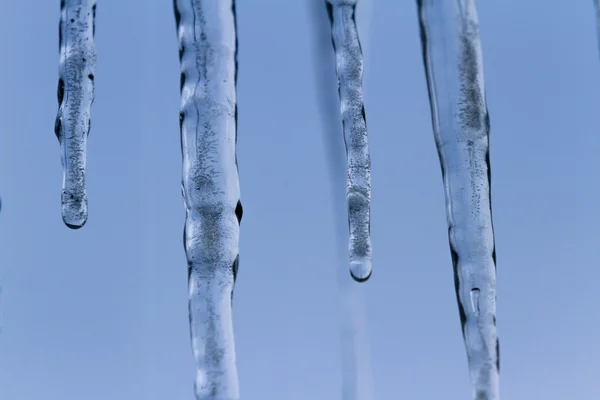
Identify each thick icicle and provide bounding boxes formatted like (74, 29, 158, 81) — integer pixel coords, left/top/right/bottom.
(416, 1, 499, 398)
(55, 0, 96, 229)
(326, 0, 373, 283)
(174, 0, 242, 398)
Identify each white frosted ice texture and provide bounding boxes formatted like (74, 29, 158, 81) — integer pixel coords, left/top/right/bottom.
(417, 0, 499, 399)
(326, 0, 373, 283)
(174, 0, 241, 399)
(55, 0, 96, 229)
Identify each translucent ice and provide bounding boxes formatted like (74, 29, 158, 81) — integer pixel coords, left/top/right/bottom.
(55, 0, 96, 229)
(417, 0, 499, 398)
(325, 0, 373, 283)
(311, 1, 375, 399)
(174, 0, 242, 398)
(595, 0, 600, 56)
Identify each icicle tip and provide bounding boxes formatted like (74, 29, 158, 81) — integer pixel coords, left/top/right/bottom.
(61, 190, 88, 229)
(350, 259, 372, 282)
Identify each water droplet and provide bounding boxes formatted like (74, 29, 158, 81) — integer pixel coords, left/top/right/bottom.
(350, 259, 372, 282)
(470, 288, 480, 315)
(61, 190, 88, 229)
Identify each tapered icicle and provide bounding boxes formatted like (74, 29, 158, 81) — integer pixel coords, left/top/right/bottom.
(174, 0, 242, 399)
(594, 0, 600, 56)
(55, 0, 96, 229)
(416, 1, 499, 399)
(311, 1, 375, 398)
(325, 0, 373, 283)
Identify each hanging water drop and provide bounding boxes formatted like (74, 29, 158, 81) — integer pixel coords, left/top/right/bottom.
(470, 288, 480, 315)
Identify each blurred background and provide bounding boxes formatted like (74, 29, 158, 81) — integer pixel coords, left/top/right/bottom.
(0, 1, 599, 399)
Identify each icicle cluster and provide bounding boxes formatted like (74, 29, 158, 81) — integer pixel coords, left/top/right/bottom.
(325, 0, 373, 283)
(174, 0, 242, 398)
(416, 1, 499, 398)
(55, 0, 96, 229)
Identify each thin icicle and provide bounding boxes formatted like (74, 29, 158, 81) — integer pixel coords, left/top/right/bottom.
(326, 0, 373, 283)
(310, 1, 374, 399)
(594, 0, 600, 55)
(174, 0, 241, 399)
(55, 0, 96, 229)
(417, 1, 499, 399)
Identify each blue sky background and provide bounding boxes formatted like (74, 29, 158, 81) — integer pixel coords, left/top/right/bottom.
(1, 1, 599, 399)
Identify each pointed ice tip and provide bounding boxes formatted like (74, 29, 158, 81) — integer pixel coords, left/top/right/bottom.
(61, 191, 88, 230)
(350, 259, 372, 283)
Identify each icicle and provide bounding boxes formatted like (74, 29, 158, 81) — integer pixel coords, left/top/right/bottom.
(595, 0, 600, 56)
(325, 0, 373, 283)
(311, 1, 375, 398)
(174, 0, 241, 399)
(55, 0, 96, 229)
(416, 1, 499, 398)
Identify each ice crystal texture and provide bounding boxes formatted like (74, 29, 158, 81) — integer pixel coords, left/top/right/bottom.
(326, 0, 373, 283)
(55, 0, 96, 229)
(417, 0, 500, 398)
(311, 1, 375, 399)
(174, 0, 242, 398)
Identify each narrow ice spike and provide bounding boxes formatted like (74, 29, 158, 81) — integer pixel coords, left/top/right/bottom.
(325, 0, 373, 283)
(55, 0, 96, 229)
(311, 1, 376, 398)
(416, 1, 500, 399)
(594, 0, 600, 56)
(173, 0, 242, 399)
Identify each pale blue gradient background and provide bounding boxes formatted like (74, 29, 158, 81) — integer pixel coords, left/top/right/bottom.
(0, 1, 599, 399)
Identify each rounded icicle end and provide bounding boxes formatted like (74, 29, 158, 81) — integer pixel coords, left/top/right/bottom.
(61, 190, 88, 229)
(350, 259, 372, 283)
